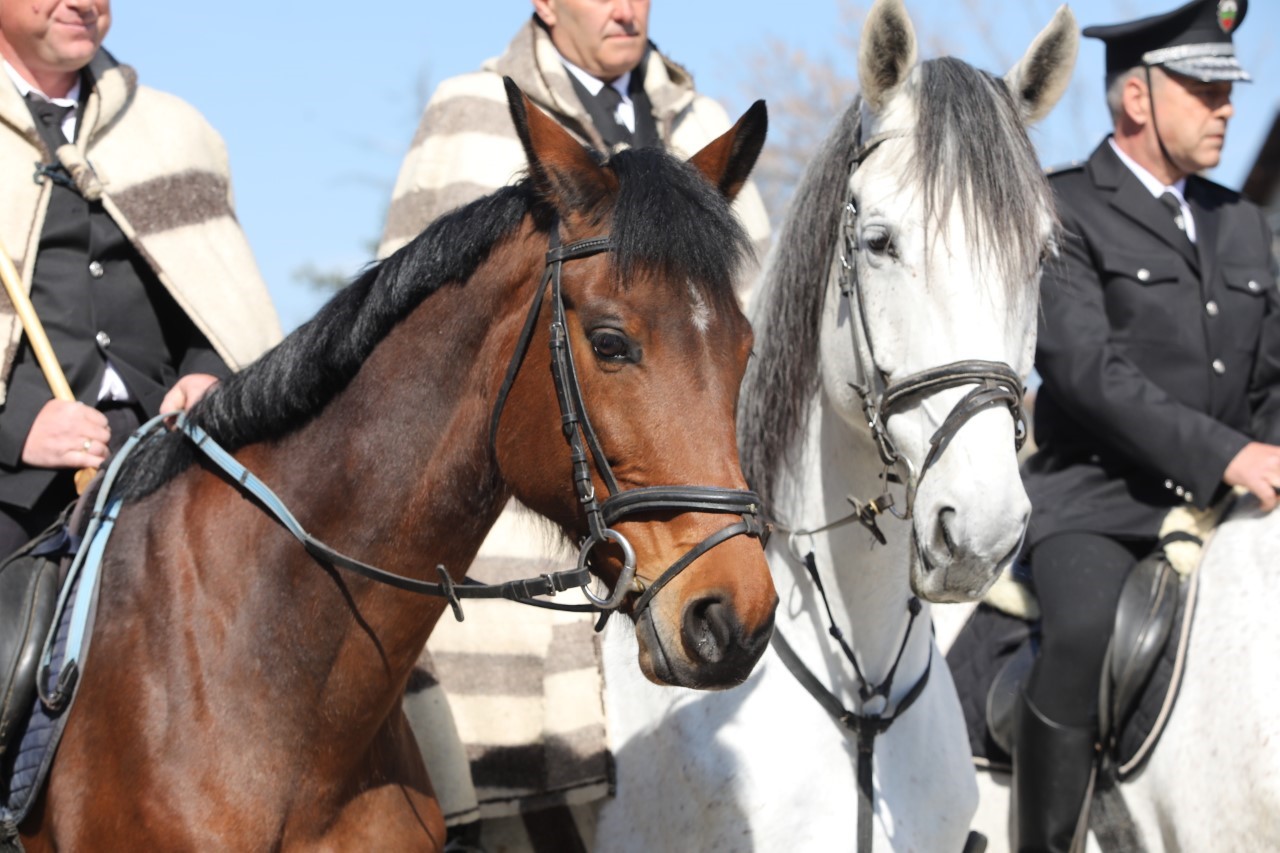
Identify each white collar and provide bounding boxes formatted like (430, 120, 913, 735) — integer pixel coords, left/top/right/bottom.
(559, 54, 630, 102)
(1108, 136, 1188, 201)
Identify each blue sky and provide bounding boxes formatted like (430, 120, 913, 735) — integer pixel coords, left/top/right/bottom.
(105, 1, 1279, 330)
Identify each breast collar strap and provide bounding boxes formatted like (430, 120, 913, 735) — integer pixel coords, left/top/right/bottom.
(771, 548, 931, 853)
(836, 123, 1027, 533)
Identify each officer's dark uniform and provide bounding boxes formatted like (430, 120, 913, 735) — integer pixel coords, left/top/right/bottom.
(1015, 1, 1280, 849)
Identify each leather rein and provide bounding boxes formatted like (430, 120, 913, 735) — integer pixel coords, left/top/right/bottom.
(178, 223, 766, 627)
(769, 118, 1027, 853)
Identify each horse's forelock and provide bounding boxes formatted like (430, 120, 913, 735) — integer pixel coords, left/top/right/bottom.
(913, 57, 1054, 293)
(606, 148, 750, 310)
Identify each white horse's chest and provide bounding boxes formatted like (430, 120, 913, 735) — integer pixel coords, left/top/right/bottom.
(595, 629, 976, 852)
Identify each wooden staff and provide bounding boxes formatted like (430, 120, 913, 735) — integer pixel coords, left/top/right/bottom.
(0, 235, 96, 493)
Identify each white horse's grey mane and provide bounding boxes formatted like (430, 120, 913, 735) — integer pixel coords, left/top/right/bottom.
(739, 57, 1054, 505)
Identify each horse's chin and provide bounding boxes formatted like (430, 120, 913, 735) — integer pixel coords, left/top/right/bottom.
(908, 529, 1006, 604)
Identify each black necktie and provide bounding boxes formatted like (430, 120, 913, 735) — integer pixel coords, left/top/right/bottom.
(1158, 190, 1191, 241)
(25, 93, 75, 146)
(596, 84, 632, 145)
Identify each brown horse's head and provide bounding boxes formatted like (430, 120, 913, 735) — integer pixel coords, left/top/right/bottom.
(492, 82, 777, 689)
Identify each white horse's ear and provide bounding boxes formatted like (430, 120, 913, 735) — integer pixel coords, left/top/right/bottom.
(858, 0, 918, 113)
(1004, 5, 1079, 125)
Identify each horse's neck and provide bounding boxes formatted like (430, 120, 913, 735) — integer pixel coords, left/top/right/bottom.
(161, 273, 515, 689)
(770, 397, 932, 707)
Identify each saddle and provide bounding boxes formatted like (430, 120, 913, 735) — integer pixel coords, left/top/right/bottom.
(0, 506, 85, 762)
(947, 535, 1199, 777)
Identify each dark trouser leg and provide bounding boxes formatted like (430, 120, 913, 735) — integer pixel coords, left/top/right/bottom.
(0, 483, 75, 562)
(1014, 531, 1152, 853)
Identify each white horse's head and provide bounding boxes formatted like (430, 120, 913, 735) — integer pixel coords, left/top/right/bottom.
(815, 0, 1078, 601)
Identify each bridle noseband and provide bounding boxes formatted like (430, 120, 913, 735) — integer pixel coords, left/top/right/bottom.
(835, 127, 1027, 537)
(489, 222, 768, 621)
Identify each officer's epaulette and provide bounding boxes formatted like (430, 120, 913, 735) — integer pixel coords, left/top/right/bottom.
(1043, 161, 1084, 177)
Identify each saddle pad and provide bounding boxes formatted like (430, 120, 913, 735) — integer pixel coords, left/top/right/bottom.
(405, 556, 611, 823)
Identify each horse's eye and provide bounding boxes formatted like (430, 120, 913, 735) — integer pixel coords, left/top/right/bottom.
(863, 226, 894, 256)
(590, 329, 631, 361)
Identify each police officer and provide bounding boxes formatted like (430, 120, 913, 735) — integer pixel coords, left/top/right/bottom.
(1018, 0, 1280, 848)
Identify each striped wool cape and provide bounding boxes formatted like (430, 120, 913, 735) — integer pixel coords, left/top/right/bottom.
(377, 16, 772, 304)
(0, 50, 281, 402)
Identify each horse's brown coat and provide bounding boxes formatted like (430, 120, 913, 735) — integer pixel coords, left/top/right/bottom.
(20, 85, 775, 850)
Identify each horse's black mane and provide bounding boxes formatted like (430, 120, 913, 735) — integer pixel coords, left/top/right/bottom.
(739, 57, 1052, 505)
(117, 146, 750, 501)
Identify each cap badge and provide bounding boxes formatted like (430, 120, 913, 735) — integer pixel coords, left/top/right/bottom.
(1217, 0, 1239, 33)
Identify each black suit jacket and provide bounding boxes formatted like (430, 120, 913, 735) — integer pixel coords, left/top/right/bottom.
(1024, 139, 1280, 546)
(0, 93, 226, 510)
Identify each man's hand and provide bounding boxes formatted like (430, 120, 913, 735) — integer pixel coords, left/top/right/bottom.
(1223, 441, 1280, 512)
(160, 374, 220, 414)
(21, 400, 110, 469)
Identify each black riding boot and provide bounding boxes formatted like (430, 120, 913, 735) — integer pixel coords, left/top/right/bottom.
(1013, 691, 1097, 853)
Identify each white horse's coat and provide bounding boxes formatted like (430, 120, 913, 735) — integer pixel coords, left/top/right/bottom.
(951, 499, 1280, 853)
(575, 3, 1078, 850)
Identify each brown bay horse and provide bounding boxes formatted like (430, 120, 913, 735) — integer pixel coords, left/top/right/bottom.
(19, 82, 777, 850)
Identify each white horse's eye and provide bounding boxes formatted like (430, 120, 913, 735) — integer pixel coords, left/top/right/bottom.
(863, 225, 895, 257)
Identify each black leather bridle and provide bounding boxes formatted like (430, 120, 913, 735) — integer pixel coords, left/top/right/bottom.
(832, 127, 1027, 540)
(488, 222, 768, 622)
(174, 224, 765, 628)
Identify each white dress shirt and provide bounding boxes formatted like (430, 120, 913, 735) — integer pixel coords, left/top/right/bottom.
(558, 56, 636, 133)
(1108, 136, 1197, 244)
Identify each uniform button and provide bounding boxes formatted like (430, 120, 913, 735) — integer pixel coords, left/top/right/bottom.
(1205, 300, 1219, 317)
(1175, 485, 1185, 497)
(95, 331, 111, 348)
(1164, 479, 1174, 490)
(88, 260, 104, 279)
(1137, 268, 1151, 281)
(1185, 491, 1194, 503)
(1248, 280, 1261, 292)
(1212, 359, 1226, 375)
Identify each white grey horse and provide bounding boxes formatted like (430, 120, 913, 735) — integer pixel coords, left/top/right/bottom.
(559, 2, 1079, 851)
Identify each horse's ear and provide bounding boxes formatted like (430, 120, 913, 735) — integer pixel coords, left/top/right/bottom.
(687, 100, 768, 203)
(1004, 5, 1079, 125)
(504, 77, 615, 215)
(858, 0, 918, 113)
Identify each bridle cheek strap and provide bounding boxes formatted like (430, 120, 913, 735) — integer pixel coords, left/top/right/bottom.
(491, 223, 768, 621)
(838, 118, 1027, 525)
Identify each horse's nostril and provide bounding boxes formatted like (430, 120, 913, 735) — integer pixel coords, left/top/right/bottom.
(682, 595, 733, 665)
(936, 506, 959, 557)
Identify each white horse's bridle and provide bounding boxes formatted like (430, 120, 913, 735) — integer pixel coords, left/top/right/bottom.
(835, 124, 1027, 536)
